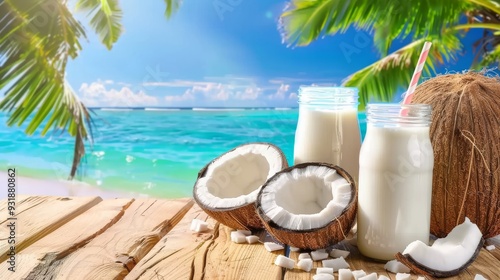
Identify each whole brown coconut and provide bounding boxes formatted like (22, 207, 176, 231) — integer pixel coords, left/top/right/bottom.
(411, 72, 500, 238)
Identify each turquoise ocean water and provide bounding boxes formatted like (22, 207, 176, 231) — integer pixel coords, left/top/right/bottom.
(0, 109, 367, 198)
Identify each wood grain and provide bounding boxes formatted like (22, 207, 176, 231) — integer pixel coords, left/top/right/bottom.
(0, 198, 134, 279)
(201, 225, 283, 280)
(1, 196, 498, 280)
(125, 204, 216, 280)
(27, 198, 193, 280)
(128, 204, 284, 280)
(486, 236, 500, 261)
(0, 196, 102, 263)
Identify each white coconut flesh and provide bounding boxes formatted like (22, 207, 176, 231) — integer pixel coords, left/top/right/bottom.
(195, 144, 284, 209)
(402, 217, 482, 272)
(259, 165, 352, 230)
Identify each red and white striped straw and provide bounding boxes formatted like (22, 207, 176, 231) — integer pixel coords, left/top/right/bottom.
(402, 41, 432, 105)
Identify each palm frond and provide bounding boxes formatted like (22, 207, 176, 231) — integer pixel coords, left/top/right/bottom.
(342, 33, 463, 110)
(281, 0, 471, 55)
(467, 0, 500, 15)
(476, 44, 500, 67)
(0, 0, 91, 179)
(163, 0, 182, 18)
(76, 0, 123, 50)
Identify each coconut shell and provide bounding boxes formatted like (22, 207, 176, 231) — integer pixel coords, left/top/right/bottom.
(411, 72, 500, 238)
(193, 143, 288, 230)
(395, 238, 484, 278)
(255, 163, 357, 250)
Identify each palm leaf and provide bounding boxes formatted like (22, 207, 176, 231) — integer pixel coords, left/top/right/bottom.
(476, 43, 500, 67)
(281, 0, 471, 55)
(0, 0, 91, 179)
(343, 33, 463, 110)
(164, 0, 182, 18)
(76, 0, 123, 50)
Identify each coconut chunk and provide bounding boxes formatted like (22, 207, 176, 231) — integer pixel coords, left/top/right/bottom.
(298, 252, 311, 260)
(377, 276, 390, 280)
(297, 259, 313, 272)
(338, 268, 353, 280)
(264, 242, 284, 252)
(274, 255, 295, 269)
(190, 219, 199, 231)
(316, 267, 334, 275)
(194, 221, 209, 233)
(190, 219, 205, 231)
(485, 244, 495, 251)
(352, 270, 366, 280)
(395, 273, 411, 280)
(322, 256, 350, 271)
(230, 231, 246, 244)
(313, 274, 334, 280)
(399, 218, 483, 272)
(416, 277, 425, 280)
(384, 260, 410, 273)
(474, 274, 488, 280)
(330, 248, 350, 258)
(245, 235, 259, 244)
(290, 246, 300, 252)
(359, 273, 377, 280)
(311, 250, 329, 261)
(237, 229, 252, 236)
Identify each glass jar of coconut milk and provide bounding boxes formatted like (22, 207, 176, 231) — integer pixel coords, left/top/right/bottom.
(357, 103, 434, 261)
(293, 87, 361, 182)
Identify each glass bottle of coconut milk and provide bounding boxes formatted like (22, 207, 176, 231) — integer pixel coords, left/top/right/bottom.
(357, 103, 434, 261)
(293, 87, 361, 182)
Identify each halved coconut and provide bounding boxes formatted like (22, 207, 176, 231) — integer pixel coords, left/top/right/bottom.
(193, 143, 288, 230)
(396, 217, 485, 278)
(255, 163, 357, 250)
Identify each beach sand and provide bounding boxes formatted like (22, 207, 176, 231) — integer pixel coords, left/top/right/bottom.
(0, 172, 136, 199)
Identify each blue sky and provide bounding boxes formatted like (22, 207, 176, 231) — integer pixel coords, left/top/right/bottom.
(67, 1, 479, 108)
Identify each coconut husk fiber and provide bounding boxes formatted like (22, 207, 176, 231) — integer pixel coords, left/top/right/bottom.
(411, 72, 500, 238)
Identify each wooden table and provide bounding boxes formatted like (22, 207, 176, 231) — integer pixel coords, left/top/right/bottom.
(1, 196, 499, 279)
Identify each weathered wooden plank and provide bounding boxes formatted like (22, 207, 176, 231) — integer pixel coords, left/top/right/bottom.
(486, 236, 500, 261)
(125, 205, 216, 280)
(0, 196, 102, 263)
(34, 198, 194, 280)
(463, 249, 500, 279)
(201, 224, 283, 280)
(0, 198, 134, 279)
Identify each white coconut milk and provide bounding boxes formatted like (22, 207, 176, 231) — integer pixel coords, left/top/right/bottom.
(294, 108, 361, 182)
(357, 125, 434, 261)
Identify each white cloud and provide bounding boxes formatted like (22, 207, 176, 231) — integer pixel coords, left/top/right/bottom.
(143, 80, 212, 88)
(289, 92, 298, 100)
(268, 84, 290, 100)
(164, 82, 262, 105)
(79, 81, 158, 107)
